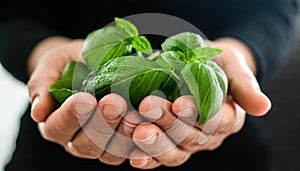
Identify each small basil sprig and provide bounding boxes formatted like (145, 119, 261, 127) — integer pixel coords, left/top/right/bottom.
(49, 18, 227, 125)
(82, 17, 152, 69)
(160, 32, 227, 124)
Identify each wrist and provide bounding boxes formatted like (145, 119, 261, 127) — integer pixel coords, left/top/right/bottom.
(213, 37, 257, 75)
(27, 36, 71, 76)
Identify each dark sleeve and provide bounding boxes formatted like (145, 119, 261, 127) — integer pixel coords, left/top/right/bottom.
(0, 1, 59, 83)
(216, 0, 299, 83)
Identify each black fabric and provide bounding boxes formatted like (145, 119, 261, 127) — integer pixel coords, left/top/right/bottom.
(0, 0, 298, 170)
(5, 106, 271, 171)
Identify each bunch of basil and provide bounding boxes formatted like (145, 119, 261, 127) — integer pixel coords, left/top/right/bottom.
(49, 17, 227, 124)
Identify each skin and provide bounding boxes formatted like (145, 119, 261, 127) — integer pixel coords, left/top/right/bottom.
(28, 36, 271, 169)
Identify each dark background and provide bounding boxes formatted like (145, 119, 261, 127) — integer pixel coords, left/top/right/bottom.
(261, 15, 300, 171)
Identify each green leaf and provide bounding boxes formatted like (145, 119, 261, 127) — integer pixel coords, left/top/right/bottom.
(128, 70, 178, 108)
(157, 73, 182, 102)
(49, 61, 90, 104)
(206, 61, 228, 98)
(48, 79, 78, 104)
(192, 47, 223, 63)
(156, 51, 185, 70)
(132, 36, 152, 55)
(81, 56, 180, 109)
(82, 26, 133, 69)
(115, 17, 139, 37)
(181, 61, 227, 125)
(161, 32, 206, 63)
(61, 61, 91, 89)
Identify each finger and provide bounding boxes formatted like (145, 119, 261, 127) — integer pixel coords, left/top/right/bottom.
(28, 41, 84, 122)
(133, 123, 191, 167)
(39, 92, 96, 146)
(139, 96, 243, 152)
(212, 43, 271, 116)
(172, 95, 239, 134)
(130, 148, 161, 169)
(199, 97, 246, 135)
(68, 93, 127, 159)
(197, 132, 228, 151)
(99, 111, 143, 165)
(28, 72, 59, 123)
(139, 95, 200, 149)
(172, 95, 199, 125)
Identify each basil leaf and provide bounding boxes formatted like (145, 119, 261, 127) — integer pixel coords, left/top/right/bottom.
(81, 56, 179, 109)
(181, 61, 226, 125)
(48, 79, 78, 104)
(161, 32, 206, 63)
(49, 61, 90, 104)
(206, 61, 228, 98)
(158, 73, 182, 102)
(132, 36, 152, 55)
(115, 17, 139, 37)
(61, 61, 91, 89)
(156, 51, 185, 70)
(80, 57, 127, 95)
(192, 47, 223, 63)
(128, 70, 178, 108)
(82, 26, 133, 69)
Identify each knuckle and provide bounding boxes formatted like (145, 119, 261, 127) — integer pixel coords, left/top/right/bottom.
(41, 126, 60, 143)
(73, 144, 100, 159)
(206, 136, 224, 151)
(207, 143, 220, 151)
(231, 121, 244, 134)
(230, 74, 254, 88)
(217, 115, 232, 134)
(58, 108, 81, 130)
(181, 134, 202, 152)
(230, 112, 245, 134)
(162, 118, 177, 131)
(27, 78, 42, 95)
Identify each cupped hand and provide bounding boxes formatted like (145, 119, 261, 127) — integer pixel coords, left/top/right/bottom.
(27, 37, 142, 165)
(128, 38, 271, 169)
(37, 92, 142, 165)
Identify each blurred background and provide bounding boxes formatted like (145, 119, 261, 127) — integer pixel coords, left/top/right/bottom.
(0, 17, 299, 171)
(260, 16, 300, 171)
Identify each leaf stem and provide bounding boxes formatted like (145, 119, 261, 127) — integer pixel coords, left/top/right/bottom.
(137, 51, 143, 57)
(147, 50, 161, 60)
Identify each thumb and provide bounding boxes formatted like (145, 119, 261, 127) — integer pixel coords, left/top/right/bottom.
(213, 42, 271, 116)
(27, 39, 84, 122)
(28, 64, 59, 122)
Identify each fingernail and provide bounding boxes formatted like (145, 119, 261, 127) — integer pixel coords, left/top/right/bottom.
(31, 96, 40, 112)
(102, 105, 124, 120)
(140, 133, 157, 145)
(143, 107, 163, 121)
(74, 102, 95, 116)
(123, 121, 137, 135)
(131, 159, 148, 168)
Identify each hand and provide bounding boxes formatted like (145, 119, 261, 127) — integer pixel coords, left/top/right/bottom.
(38, 93, 143, 165)
(127, 38, 271, 169)
(28, 37, 142, 165)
